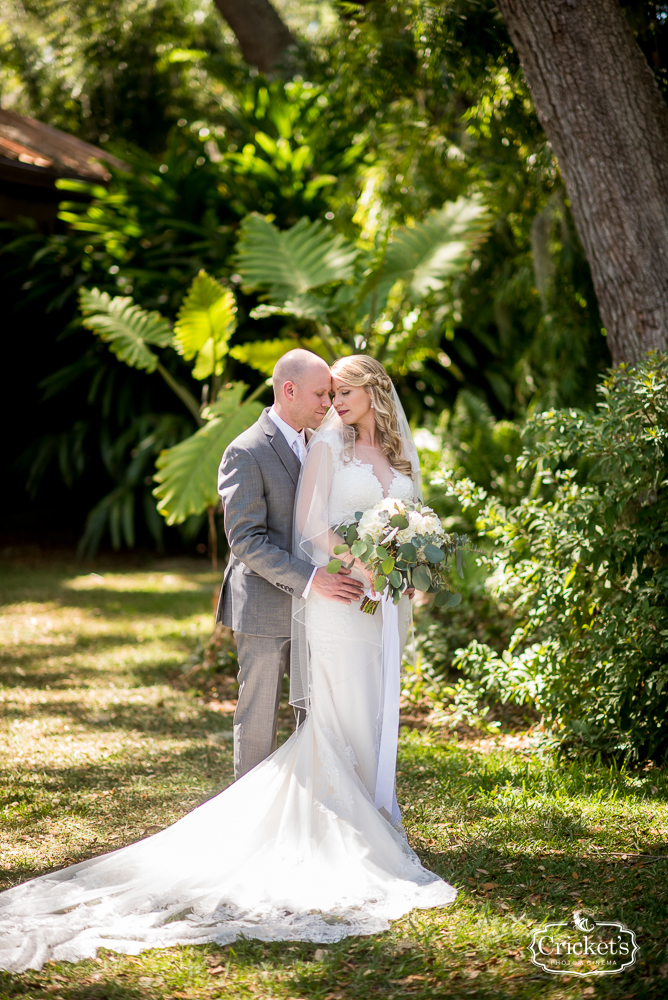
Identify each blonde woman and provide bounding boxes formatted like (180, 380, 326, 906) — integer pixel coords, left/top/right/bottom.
(0, 357, 455, 973)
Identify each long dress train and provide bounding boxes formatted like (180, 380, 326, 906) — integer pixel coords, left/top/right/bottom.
(0, 436, 456, 973)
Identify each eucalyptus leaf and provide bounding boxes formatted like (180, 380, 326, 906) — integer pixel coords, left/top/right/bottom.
(326, 559, 342, 574)
(389, 513, 409, 529)
(412, 565, 432, 592)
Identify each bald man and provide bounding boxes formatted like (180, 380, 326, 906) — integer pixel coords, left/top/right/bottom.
(217, 349, 365, 778)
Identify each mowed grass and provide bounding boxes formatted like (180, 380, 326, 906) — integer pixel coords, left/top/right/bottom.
(0, 557, 667, 1000)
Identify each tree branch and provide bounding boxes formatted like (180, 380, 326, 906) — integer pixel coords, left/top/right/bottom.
(211, 0, 295, 72)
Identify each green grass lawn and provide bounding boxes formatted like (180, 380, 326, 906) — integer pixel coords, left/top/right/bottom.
(0, 556, 666, 1000)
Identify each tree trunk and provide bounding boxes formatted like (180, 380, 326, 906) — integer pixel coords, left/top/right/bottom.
(496, 0, 668, 365)
(212, 0, 294, 72)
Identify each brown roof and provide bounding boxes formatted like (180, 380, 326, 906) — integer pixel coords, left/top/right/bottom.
(0, 109, 125, 182)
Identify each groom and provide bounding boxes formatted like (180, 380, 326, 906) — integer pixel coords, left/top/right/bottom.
(217, 349, 364, 779)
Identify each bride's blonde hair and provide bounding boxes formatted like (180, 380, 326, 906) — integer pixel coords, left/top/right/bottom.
(330, 355, 413, 478)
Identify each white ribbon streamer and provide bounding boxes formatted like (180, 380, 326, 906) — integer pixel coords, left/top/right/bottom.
(374, 593, 401, 825)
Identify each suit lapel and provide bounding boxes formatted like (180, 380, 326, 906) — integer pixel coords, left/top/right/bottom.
(259, 408, 301, 486)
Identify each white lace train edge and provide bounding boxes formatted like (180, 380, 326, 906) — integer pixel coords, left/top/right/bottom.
(0, 715, 457, 973)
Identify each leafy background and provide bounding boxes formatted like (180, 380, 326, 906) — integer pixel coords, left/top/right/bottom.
(2, 0, 668, 762)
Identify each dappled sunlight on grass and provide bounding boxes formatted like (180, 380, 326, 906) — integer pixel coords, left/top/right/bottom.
(0, 559, 667, 998)
(63, 570, 217, 593)
(0, 560, 234, 896)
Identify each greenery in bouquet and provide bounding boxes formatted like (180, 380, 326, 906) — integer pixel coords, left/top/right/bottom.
(326, 498, 470, 615)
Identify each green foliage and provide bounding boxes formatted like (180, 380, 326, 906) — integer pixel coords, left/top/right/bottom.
(236, 197, 491, 363)
(304, 1, 609, 418)
(229, 336, 327, 376)
(174, 271, 237, 379)
(2, 63, 371, 553)
(423, 392, 528, 529)
(154, 383, 263, 525)
(79, 288, 174, 372)
(77, 413, 191, 559)
(236, 214, 358, 301)
(1, 0, 623, 558)
(451, 352, 668, 763)
(381, 197, 490, 300)
(78, 276, 270, 532)
(0, 0, 238, 152)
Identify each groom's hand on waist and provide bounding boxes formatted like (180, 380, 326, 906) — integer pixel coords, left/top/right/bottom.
(311, 567, 365, 604)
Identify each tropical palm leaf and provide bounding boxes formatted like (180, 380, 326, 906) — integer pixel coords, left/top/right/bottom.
(380, 196, 491, 299)
(236, 214, 358, 301)
(79, 287, 174, 372)
(173, 270, 237, 379)
(249, 291, 332, 323)
(230, 336, 328, 376)
(153, 384, 263, 524)
(191, 339, 225, 380)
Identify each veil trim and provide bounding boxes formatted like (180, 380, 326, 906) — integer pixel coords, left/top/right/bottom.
(289, 384, 421, 714)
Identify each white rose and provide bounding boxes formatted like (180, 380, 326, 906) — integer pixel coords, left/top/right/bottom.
(358, 508, 385, 542)
(396, 513, 422, 545)
(422, 514, 443, 536)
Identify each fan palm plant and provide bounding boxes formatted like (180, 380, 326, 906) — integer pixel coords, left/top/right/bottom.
(233, 196, 491, 371)
(77, 198, 490, 564)
(79, 272, 264, 567)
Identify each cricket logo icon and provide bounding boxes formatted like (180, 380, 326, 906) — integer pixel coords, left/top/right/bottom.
(529, 910, 639, 976)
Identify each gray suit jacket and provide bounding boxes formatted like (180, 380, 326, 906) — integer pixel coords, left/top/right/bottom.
(216, 408, 314, 636)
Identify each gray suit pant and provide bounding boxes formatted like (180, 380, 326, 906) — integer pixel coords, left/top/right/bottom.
(233, 633, 303, 779)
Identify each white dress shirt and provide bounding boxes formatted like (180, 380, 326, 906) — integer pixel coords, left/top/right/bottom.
(268, 406, 307, 463)
(268, 406, 316, 598)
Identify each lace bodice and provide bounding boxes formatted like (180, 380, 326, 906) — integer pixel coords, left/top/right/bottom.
(329, 458, 415, 526)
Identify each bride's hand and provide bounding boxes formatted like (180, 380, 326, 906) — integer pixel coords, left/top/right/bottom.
(406, 587, 415, 600)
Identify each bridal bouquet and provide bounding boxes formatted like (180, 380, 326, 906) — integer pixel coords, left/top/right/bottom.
(326, 498, 469, 615)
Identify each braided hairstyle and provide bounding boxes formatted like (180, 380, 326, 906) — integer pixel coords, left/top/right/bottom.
(330, 355, 413, 478)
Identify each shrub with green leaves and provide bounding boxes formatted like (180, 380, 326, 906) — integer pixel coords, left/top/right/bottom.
(450, 351, 668, 762)
(78, 272, 263, 555)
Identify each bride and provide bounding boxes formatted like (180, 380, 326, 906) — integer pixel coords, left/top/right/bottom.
(0, 355, 456, 972)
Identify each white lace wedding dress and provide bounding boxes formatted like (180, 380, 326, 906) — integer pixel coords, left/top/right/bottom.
(0, 442, 456, 973)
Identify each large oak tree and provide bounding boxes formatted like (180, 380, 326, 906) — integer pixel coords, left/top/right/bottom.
(212, 0, 294, 72)
(496, 0, 668, 365)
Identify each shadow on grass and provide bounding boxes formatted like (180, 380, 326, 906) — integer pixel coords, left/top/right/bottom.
(57, 588, 214, 618)
(0, 694, 235, 739)
(398, 738, 668, 806)
(0, 972, 144, 999)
